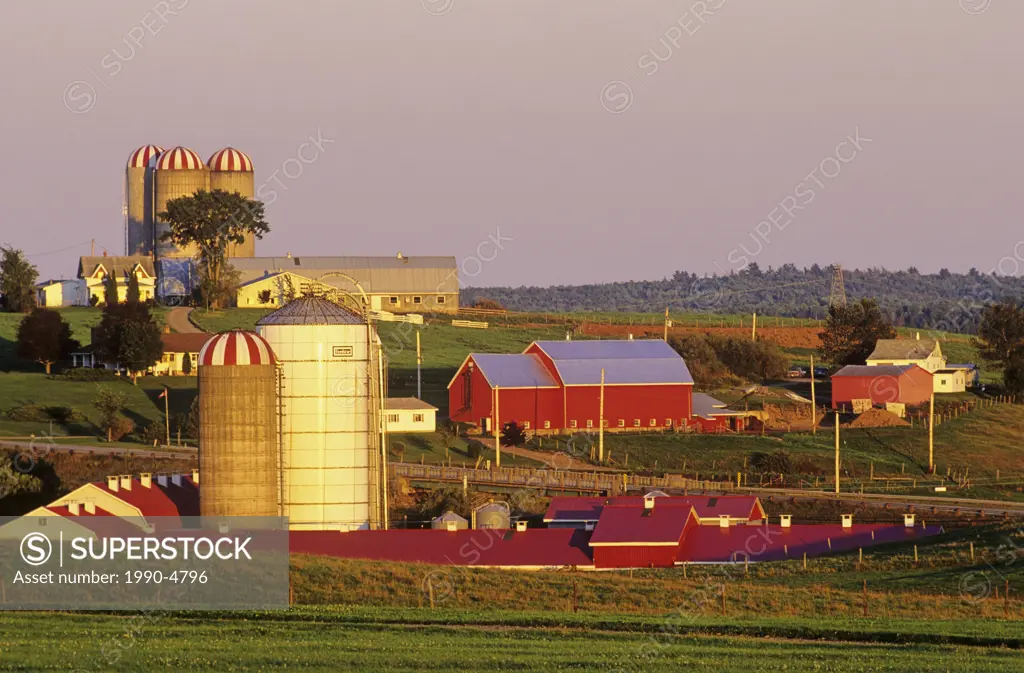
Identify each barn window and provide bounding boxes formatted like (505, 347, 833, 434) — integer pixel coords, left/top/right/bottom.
(633, 419, 640, 427)
(617, 419, 625, 428)
(586, 420, 593, 429)
(570, 420, 577, 428)
(602, 420, 609, 428)
(523, 421, 531, 430)
(413, 296, 422, 304)
(665, 419, 672, 427)
(649, 418, 657, 427)
(389, 296, 399, 305)
(436, 296, 446, 304)
(543, 420, 550, 429)
(940, 378, 947, 385)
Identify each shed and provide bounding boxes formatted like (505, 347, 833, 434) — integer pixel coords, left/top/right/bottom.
(831, 364, 933, 409)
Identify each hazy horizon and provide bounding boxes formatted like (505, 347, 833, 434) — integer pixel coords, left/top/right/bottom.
(2, 0, 1020, 288)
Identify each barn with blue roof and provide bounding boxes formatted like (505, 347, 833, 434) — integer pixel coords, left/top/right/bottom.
(448, 339, 695, 433)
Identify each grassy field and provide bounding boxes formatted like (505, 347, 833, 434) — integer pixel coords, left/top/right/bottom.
(1, 609, 1021, 672)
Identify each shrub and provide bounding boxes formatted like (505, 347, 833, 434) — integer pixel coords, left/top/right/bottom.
(466, 440, 485, 461)
(391, 441, 407, 462)
(500, 421, 527, 447)
(54, 368, 120, 382)
(109, 416, 135, 442)
(43, 406, 86, 424)
(141, 422, 165, 446)
(750, 450, 792, 475)
(6, 404, 49, 422)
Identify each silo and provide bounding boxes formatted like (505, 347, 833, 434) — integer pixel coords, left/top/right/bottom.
(152, 146, 209, 260)
(208, 148, 256, 258)
(125, 145, 163, 255)
(473, 502, 511, 530)
(257, 295, 385, 531)
(197, 330, 280, 518)
(431, 511, 468, 531)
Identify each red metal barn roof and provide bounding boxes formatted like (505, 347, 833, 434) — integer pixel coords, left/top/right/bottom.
(527, 340, 694, 386)
(95, 475, 199, 519)
(290, 528, 594, 568)
(545, 495, 764, 523)
(831, 364, 933, 407)
(677, 524, 944, 563)
(589, 505, 697, 546)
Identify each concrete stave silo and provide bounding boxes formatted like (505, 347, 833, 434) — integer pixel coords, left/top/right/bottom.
(197, 330, 280, 518)
(152, 146, 210, 260)
(125, 145, 163, 255)
(257, 295, 385, 531)
(208, 148, 256, 258)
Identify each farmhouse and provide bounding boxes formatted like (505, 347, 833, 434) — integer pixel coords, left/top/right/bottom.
(76, 255, 156, 305)
(830, 364, 934, 409)
(447, 340, 696, 433)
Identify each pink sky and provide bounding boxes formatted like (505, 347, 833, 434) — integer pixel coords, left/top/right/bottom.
(0, 0, 1020, 286)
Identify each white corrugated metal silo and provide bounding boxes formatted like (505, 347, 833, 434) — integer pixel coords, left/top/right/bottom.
(257, 295, 385, 531)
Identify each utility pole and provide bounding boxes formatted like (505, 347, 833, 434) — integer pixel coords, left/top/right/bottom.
(834, 410, 840, 494)
(599, 368, 605, 464)
(491, 383, 499, 467)
(663, 307, 670, 342)
(415, 330, 422, 400)
(163, 387, 170, 447)
(91, 239, 95, 257)
(751, 312, 757, 342)
(810, 354, 817, 435)
(928, 392, 935, 473)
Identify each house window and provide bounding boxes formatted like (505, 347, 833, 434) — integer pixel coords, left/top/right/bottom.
(523, 421, 531, 430)
(570, 420, 577, 428)
(436, 296, 446, 304)
(586, 420, 593, 429)
(617, 419, 625, 428)
(387, 414, 399, 423)
(940, 379, 947, 386)
(633, 419, 641, 427)
(649, 418, 657, 427)
(543, 420, 550, 429)
(413, 413, 424, 423)
(413, 296, 422, 304)
(389, 296, 399, 305)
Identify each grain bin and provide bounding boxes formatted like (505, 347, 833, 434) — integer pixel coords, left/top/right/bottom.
(152, 146, 210, 260)
(257, 295, 385, 531)
(431, 511, 468, 531)
(208, 148, 256, 258)
(473, 502, 511, 530)
(197, 330, 280, 518)
(125, 145, 163, 255)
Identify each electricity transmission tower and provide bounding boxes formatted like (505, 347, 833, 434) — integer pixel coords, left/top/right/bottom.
(828, 264, 847, 309)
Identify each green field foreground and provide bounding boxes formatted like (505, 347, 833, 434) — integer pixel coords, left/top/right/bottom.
(1, 608, 1021, 672)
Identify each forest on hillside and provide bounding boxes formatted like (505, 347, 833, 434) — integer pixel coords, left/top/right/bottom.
(463, 264, 1024, 332)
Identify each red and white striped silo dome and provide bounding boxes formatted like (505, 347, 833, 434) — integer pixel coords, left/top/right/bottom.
(208, 147, 254, 172)
(156, 146, 206, 171)
(199, 330, 276, 366)
(127, 145, 165, 169)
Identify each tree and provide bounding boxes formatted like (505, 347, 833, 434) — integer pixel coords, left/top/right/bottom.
(1004, 354, 1024, 396)
(94, 386, 132, 442)
(93, 303, 164, 384)
(974, 300, 1024, 369)
(500, 421, 527, 447)
(257, 289, 272, 304)
(159, 190, 269, 309)
(818, 298, 897, 366)
(103, 272, 119, 307)
(181, 351, 193, 376)
(15, 308, 80, 374)
(472, 298, 504, 311)
(0, 246, 38, 312)
(125, 271, 141, 304)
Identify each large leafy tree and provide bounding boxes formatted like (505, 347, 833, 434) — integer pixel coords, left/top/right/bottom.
(15, 308, 80, 374)
(818, 298, 897, 366)
(93, 303, 164, 384)
(0, 246, 38, 312)
(973, 300, 1024, 369)
(159, 190, 269, 309)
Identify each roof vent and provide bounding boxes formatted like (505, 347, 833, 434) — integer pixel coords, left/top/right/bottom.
(841, 514, 853, 529)
(192, 469, 200, 485)
(445, 520, 458, 532)
(780, 514, 792, 528)
(218, 522, 230, 534)
(719, 515, 731, 528)
(84, 501, 96, 515)
(628, 333, 634, 340)
(515, 520, 528, 532)
(643, 495, 656, 510)
(68, 501, 80, 516)
(156, 474, 168, 488)
(120, 475, 132, 491)
(171, 474, 182, 487)
(107, 475, 119, 493)
(904, 514, 916, 528)
(140, 473, 152, 489)
(397, 252, 403, 259)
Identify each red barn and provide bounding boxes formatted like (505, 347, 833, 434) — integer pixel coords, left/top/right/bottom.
(589, 501, 699, 568)
(830, 364, 933, 409)
(448, 340, 694, 433)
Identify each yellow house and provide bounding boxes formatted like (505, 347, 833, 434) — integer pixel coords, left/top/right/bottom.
(235, 271, 317, 308)
(34, 279, 80, 307)
(151, 332, 211, 376)
(866, 334, 954, 392)
(77, 255, 156, 305)
(933, 368, 967, 393)
(385, 398, 438, 433)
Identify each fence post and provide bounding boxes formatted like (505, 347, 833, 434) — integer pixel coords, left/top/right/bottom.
(720, 584, 726, 616)
(863, 580, 868, 618)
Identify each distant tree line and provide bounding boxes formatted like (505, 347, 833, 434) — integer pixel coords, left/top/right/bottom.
(463, 263, 1024, 333)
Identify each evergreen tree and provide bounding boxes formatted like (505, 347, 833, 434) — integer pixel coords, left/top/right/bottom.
(126, 271, 141, 304)
(0, 246, 38, 312)
(103, 273, 119, 306)
(93, 302, 164, 384)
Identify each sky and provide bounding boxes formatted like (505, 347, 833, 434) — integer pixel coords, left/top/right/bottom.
(0, 0, 1020, 288)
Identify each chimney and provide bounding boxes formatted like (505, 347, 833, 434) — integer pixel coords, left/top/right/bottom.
(140, 473, 152, 489)
(396, 252, 403, 259)
(719, 515, 731, 528)
(286, 252, 292, 258)
(156, 474, 168, 488)
(643, 495, 656, 510)
(68, 501, 80, 516)
(515, 520, 528, 532)
(171, 474, 182, 487)
(904, 514, 916, 528)
(191, 469, 200, 484)
(780, 514, 792, 528)
(841, 514, 853, 529)
(84, 501, 96, 515)
(120, 475, 132, 491)
(107, 475, 119, 492)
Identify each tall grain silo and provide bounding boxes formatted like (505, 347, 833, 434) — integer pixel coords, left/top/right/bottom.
(197, 330, 280, 518)
(257, 295, 386, 531)
(152, 146, 209, 260)
(125, 145, 163, 255)
(208, 148, 256, 258)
